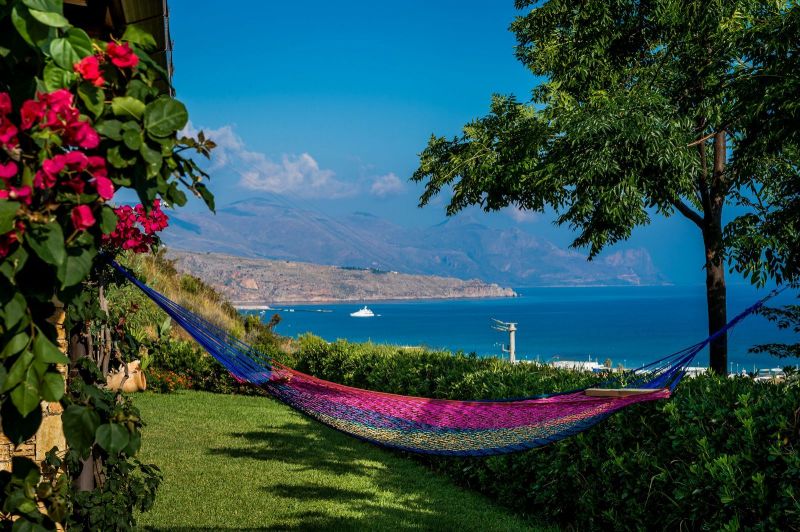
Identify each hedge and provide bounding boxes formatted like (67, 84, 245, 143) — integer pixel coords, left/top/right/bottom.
(294, 335, 800, 530)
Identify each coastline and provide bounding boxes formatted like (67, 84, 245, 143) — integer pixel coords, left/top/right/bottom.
(233, 293, 520, 308)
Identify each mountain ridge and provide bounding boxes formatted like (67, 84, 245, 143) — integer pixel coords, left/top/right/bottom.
(161, 198, 669, 287)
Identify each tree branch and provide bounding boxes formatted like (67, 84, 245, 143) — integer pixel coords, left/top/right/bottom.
(671, 199, 704, 228)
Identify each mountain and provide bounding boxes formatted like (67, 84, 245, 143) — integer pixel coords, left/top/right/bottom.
(161, 198, 669, 286)
(167, 250, 517, 303)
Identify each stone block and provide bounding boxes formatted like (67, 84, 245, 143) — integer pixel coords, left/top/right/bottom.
(35, 413, 67, 462)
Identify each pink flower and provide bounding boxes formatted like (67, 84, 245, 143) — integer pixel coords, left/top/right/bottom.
(87, 156, 107, 176)
(44, 89, 74, 114)
(71, 205, 95, 231)
(0, 185, 32, 205)
(106, 42, 139, 69)
(44, 156, 66, 176)
(0, 227, 20, 258)
(74, 56, 105, 87)
(20, 100, 44, 130)
(0, 161, 17, 180)
(0, 93, 11, 116)
(69, 121, 99, 149)
(0, 122, 17, 145)
(35, 156, 66, 189)
(62, 176, 86, 194)
(93, 175, 114, 200)
(64, 150, 89, 171)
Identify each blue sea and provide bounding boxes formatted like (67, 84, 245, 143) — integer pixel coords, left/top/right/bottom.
(244, 284, 799, 372)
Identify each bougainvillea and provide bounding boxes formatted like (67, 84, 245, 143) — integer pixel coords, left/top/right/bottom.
(0, 2, 215, 529)
(103, 200, 169, 253)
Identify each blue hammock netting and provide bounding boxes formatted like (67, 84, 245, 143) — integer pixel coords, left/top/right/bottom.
(111, 260, 781, 456)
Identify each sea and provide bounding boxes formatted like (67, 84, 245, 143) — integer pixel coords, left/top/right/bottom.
(243, 284, 799, 372)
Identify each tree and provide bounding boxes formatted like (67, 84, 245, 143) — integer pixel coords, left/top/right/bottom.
(412, 0, 799, 374)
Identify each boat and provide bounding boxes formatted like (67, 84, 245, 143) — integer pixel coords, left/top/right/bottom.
(350, 306, 375, 318)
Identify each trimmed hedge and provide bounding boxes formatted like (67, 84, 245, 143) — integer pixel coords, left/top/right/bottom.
(295, 335, 800, 530)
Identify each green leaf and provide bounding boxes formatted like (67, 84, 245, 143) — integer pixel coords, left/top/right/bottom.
(144, 96, 188, 137)
(65, 27, 93, 58)
(1, 399, 42, 445)
(2, 293, 28, 330)
(28, 8, 68, 27)
(11, 5, 52, 50)
(26, 222, 65, 267)
(106, 145, 137, 168)
(95, 119, 124, 141)
(125, 79, 156, 102)
(32, 332, 68, 364)
(95, 423, 130, 455)
(77, 82, 104, 118)
(49, 37, 79, 69)
(0, 200, 20, 233)
(111, 96, 145, 120)
(195, 183, 215, 212)
(58, 241, 96, 288)
(11, 366, 41, 417)
(62, 405, 100, 456)
(0, 332, 29, 360)
(0, 246, 28, 282)
(123, 429, 141, 455)
(22, 0, 62, 12)
(122, 23, 157, 51)
(133, 164, 158, 203)
(42, 62, 74, 91)
(166, 181, 187, 207)
(99, 205, 119, 234)
(140, 142, 162, 177)
(122, 125, 143, 150)
(3, 350, 34, 393)
(39, 372, 64, 402)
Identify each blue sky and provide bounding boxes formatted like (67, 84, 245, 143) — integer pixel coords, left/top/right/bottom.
(167, 0, 705, 285)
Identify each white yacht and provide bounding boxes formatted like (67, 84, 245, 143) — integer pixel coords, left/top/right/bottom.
(350, 306, 375, 318)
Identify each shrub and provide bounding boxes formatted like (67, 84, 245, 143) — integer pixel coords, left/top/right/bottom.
(294, 335, 800, 530)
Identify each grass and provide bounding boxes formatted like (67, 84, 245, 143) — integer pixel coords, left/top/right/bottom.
(135, 390, 546, 531)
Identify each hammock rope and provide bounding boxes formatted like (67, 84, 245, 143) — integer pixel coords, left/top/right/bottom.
(110, 260, 781, 456)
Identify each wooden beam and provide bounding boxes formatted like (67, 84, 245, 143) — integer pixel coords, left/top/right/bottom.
(584, 388, 663, 397)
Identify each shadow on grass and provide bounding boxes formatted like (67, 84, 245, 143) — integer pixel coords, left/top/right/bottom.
(206, 417, 523, 531)
(213, 422, 385, 477)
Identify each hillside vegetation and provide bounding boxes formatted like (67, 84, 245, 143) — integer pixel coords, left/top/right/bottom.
(107, 250, 294, 392)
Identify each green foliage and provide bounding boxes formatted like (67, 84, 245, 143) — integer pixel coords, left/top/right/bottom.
(749, 296, 800, 359)
(59, 358, 162, 530)
(295, 336, 800, 530)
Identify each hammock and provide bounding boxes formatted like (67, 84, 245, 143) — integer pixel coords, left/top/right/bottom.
(111, 261, 777, 456)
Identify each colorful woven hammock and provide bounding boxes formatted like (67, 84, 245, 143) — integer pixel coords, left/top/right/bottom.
(111, 261, 775, 456)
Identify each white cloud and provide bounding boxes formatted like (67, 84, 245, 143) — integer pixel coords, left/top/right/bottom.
(181, 122, 355, 198)
(369, 172, 404, 198)
(505, 206, 538, 223)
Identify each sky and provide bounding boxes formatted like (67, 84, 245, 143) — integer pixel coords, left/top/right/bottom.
(166, 0, 707, 285)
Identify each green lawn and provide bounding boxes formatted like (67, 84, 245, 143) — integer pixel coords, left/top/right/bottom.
(135, 390, 545, 531)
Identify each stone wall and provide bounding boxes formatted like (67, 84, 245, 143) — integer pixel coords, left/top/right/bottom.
(0, 304, 67, 472)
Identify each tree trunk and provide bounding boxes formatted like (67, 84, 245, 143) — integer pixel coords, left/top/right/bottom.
(69, 331, 96, 492)
(705, 131, 728, 375)
(703, 222, 728, 375)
